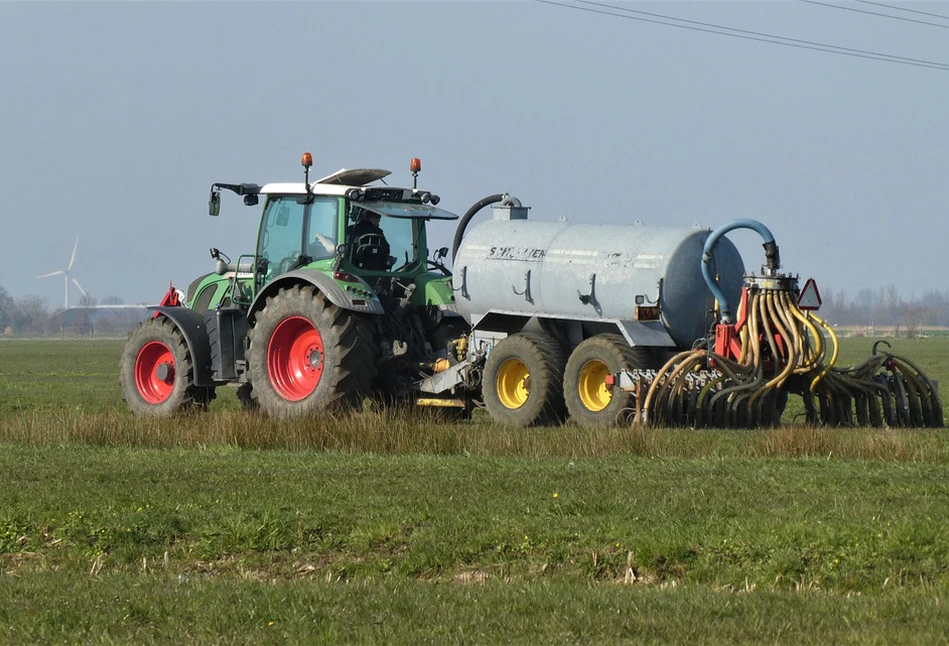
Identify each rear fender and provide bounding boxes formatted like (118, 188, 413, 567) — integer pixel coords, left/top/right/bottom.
(248, 269, 384, 323)
(149, 306, 214, 386)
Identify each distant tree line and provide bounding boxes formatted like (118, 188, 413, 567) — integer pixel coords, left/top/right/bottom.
(0, 286, 146, 337)
(3, 283, 948, 339)
(800, 285, 948, 338)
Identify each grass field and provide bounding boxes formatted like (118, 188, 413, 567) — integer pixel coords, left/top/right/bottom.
(1, 338, 948, 643)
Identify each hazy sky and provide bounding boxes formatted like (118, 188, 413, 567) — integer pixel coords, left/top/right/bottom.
(2, 1, 947, 309)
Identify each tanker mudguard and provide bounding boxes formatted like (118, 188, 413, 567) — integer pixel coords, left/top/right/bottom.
(616, 320, 676, 347)
(149, 306, 214, 387)
(248, 269, 385, 322)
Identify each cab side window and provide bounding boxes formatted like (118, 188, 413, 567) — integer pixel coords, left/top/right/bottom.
(258, 198, 305, 282)
(305, 198, 339, 261)
(257, 196, 340, 283)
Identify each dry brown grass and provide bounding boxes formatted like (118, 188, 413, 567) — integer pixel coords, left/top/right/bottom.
(0, 406, 641, 455)
(753, 426, 947, 462)
(2, 406, 946, 462)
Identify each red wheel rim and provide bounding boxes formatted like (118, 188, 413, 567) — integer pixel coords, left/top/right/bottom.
(134, 341, 176, 404)
(267, 316, 325, 401)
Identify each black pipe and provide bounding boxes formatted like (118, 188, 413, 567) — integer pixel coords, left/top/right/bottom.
(451, 193, 505, 263)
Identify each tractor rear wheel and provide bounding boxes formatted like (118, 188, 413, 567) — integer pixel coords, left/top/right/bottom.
(482, 333, 566, 427)
(247, 284, 377, 417)
(120, 317, 215, 416)
(564, 334, 653, 427)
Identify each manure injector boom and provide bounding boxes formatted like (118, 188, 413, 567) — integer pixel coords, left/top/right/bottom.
(120, 153, 942, 429)
(621, 221, 943, 428)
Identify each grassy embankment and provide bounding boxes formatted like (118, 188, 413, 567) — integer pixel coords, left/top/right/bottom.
(1, 338, 948, 643)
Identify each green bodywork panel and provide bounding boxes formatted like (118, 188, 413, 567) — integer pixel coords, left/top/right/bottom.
(186, 274, 234, 311)
(413, 273, 457, 308)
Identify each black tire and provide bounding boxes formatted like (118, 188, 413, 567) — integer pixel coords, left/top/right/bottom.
(564, 334, 653, 427)
(482, 333, 566, 427)
(247, 284, 377, 417)
(119, 317, 215, 417)
(235, 382, 259, 410)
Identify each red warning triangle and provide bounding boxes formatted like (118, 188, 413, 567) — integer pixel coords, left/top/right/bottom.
(798, 278, 822, 311)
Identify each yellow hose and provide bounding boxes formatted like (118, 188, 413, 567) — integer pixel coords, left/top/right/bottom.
(761, 293, 796, 390)
(809, 313, 839, 392)
(642, 349, 696, 422)
(784, 292, 823, 370)
(775, 292, 804, 367)
(757, 293, 780, 367)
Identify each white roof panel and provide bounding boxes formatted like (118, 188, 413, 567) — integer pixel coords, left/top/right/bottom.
(316, 168, 391, 186)
(258, 182, 349, 196)
(259, 167, 394, 196)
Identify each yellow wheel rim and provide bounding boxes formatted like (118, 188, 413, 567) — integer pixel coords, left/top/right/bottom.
(496, 358, 530, 409)
(578, 359, 612, 412)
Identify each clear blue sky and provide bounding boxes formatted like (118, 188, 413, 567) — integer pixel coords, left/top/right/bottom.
(2, 1, 946, 309)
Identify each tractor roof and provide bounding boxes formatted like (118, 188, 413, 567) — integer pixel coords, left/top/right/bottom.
(254, 168, 459, 221)
(260, 168, 391, 196)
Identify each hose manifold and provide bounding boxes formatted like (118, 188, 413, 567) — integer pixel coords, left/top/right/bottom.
(743, 275, 798, 293)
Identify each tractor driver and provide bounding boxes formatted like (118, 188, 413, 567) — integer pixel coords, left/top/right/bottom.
(347, 209, 392, 271)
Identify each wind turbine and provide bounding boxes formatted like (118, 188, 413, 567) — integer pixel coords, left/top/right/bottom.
(36, 236, 87, 309)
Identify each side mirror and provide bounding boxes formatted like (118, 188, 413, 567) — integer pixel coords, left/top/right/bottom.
(209, 189, 221, 216)
(434, 247, 449, 262)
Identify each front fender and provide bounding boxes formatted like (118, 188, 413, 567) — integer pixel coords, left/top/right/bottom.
(248, 269, 384, 323)
(149, 306, 214, 387)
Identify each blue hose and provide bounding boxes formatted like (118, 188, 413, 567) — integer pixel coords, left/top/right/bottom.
(702, 219, 779, 324)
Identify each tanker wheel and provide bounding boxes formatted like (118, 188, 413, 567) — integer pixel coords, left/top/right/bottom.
(564, 334, 653, 427)
(482, 333, 566, 427)
(119, 317, 215, 417)
(247, 284, 377, 417)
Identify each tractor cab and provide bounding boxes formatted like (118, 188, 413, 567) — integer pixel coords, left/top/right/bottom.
(198, 154, 458, 313)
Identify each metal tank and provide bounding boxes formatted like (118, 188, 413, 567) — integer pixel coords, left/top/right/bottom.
(453, 206, 745, 349)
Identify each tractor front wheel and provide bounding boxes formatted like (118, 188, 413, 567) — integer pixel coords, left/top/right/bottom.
(482, 333, 566, 427)
(247, 284, 377, 417)
(119, 317, 214, 416)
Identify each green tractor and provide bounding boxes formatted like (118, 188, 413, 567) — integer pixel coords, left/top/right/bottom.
(120, 154, 469, 417)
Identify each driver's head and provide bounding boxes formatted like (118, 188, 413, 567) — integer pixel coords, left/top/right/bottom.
(364, 211, 381, 226)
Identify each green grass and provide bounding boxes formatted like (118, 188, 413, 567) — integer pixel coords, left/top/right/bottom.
(0, 339, 127, 413)
(3, 447, 949, 643)
(1, 337, 949, 643)
(3, 576, 948, 644)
